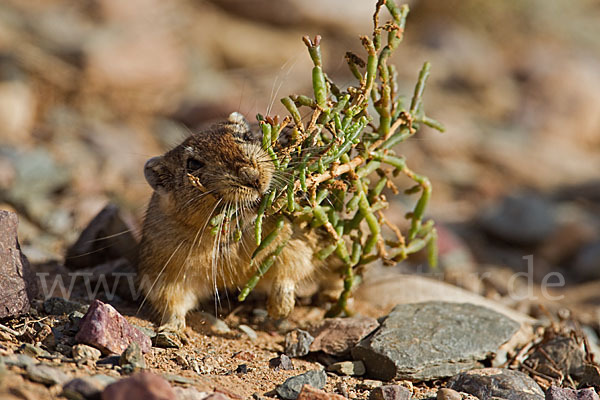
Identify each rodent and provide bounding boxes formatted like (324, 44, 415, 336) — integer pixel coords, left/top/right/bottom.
(137, 112, 327, 334)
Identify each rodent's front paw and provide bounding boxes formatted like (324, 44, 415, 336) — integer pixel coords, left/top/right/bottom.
(267, 280, 296, 319)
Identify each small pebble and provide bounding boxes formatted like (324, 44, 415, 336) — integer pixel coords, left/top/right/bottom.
(154, 331, 182, 349)
(238, 324, 258, 341)
(62, 375, 114, 400)
(326, 360, 366, 376)
(19, 343, 51, 358)
(235, 364, 248, 374)
(277, 369, 327, 400)
(369, 385, 412, 400)
(269, 354, 294, 371)
(72, 344, 102, 361)
(284, 329, 314, 358)
(119, 342, 146, 370)
(297, 385, 347, 400)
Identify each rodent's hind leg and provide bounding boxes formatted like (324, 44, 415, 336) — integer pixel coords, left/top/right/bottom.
(267, 279, 296, 319)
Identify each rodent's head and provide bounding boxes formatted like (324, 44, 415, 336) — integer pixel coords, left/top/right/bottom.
(144, 112, 274, 222)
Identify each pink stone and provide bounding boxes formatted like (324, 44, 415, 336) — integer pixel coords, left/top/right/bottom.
(76, 299, 151, 355)
(101, 372, 174, 400)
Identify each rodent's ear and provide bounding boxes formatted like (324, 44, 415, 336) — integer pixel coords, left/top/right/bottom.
(144, 156, 169, 194)
(228, 112, 250, 130)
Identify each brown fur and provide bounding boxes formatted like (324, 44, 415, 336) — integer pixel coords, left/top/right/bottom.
(138, 113, 326, 333)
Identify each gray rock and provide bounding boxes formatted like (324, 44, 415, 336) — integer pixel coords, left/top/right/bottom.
(19, 343, 51, 358)
(545, 386, 599, 400)
(0, 210, 37, 318)
(153, 330, 182, 349)
(65, 204, 138, 270)
(369, 385, 411, 400)
(120, 342, 146, 370)
(43, 297, 88, 315)
(480, 193, 556, 246)
(448, 368, 544, 400)
(238, 324, 258, 341)
(269, 354, 294, 371)
(2, 354, 37, 368)
(327, 361, 366, 376)
(285, 329, 315, 358)
(276, 369, 327, 400)
(351, 302, 520, 381)
(26, 363, 70, 386)
(72, 344, 102, 361)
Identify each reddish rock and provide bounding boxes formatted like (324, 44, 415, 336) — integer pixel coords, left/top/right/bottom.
(75, 299, 151, 355)
(545, 386, 599, 400)
(369, 385, 412, 400)
(101, 372, 174, 400)
(0, 210, 37, 318)
(297, 385, 347, 400)
(310, 316, 379, 356)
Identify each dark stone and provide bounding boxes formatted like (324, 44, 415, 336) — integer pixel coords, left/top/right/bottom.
(276, 369, 327, 400)
(448, 368, 544, 400)
(0, 210, 37, 318)
(351, 302, 520, 381)
(101, 372, 175, 400)
(235, 364, 248, 374)
(65, 204, 138, 270)
(310, 316, 379, 356)
(119, 342, 146, 370)
(545, 386, 599, 400)
(524, 336, 586, 380)
(43, 297, 88, 315)
(75, 299, 152, 355)
(580, 364, 600, 393)
(369, 385, 411, 400)
(269, 354, 294, 371)
(480, 193, 556, 246)
(285, 329, 314, 358)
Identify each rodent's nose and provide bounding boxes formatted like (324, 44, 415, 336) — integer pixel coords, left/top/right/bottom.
(239, 167, 262, 192)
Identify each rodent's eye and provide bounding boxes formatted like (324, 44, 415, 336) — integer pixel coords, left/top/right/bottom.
(186, 158, 205, 172)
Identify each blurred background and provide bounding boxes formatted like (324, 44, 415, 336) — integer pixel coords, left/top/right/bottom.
(0, 0, 599, 315)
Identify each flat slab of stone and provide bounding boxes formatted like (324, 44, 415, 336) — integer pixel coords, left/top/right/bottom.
(0, 210, 36, 318)
(351, 302, 520, 381)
